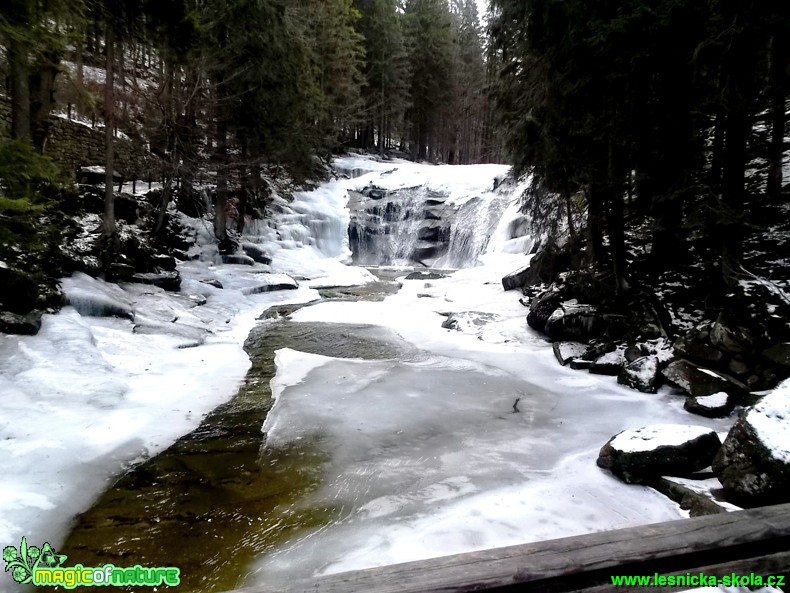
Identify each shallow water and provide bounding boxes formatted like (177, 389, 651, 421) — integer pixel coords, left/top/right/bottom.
(51, 312, 416, 593)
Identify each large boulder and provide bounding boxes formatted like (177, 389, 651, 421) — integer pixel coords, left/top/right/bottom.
(618, 355, 661, 393)
(526, 289, 562, 333)
(684, 392, 733, 418)
(662, 359, 748, 401)
(131, 271, 182, 292)
(0, 310, 43, 335)
(598, 424, 722, 484)
(713, 380, 790, 506)
(502, 264, 531, 291)
(590, 348, 627, 376)
(544, 301, 599, 342)
(552, 341, 588, 366)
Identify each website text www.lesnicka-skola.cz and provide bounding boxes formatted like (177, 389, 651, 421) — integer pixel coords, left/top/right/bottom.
(611, 572, 785, 588)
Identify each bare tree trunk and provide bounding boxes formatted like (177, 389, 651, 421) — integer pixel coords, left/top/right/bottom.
(767, 30, 788, 199)
(103, 29, 117, 243)
(8, 36, 31, 140)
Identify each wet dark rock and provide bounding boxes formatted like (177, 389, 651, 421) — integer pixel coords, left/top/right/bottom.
(684, 392, 733, 418)
(662, 359, 748, 400)
(598, 424, 721, 484)
(131, 271, 182, 292)
(416, 222, 448, 242)
(624, 344, 649, 364)
(674, 326, 725, 365)
(713, 383, 790, 506)
(240, 274, 299, 295)
(0, 310, 43, 335)
(242, 244, 272, 265)
(763, 343, 790, 372)
(526, 289, 562, 333)
(618, 355, 660, 393)
(569, 359, 593, 370)
(221, 254, 255, 266)
(552, 341, 588, 366)
(544, 302, 599, 342)
(582, 340, 616, 361)
(152, 254, 177, 272)
(106, 262, 136, 282)
(710, 318, 753, 354)
(201, 279, 223, 289)
(502, 264, 532, 292)
(0, 265, 43, 314)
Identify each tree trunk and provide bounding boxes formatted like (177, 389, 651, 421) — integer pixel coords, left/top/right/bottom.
(8, 35, 31, 140)
(103, 29, 116, 241)
(767, 30, 788, 199)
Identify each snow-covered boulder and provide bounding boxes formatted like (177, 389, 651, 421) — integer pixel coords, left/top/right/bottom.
(684, 392, 733, 418)
(597, 424, 722, 484)
(552, 341, 587, 366)
(618, 355, 660, 393)
(713, 379, 790, 506)
(590, 348, 627, 376)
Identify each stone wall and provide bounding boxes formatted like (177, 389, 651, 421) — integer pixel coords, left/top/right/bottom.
(0, 95, 160, 180)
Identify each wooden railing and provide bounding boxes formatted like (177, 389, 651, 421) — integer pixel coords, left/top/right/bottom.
(225, 503, 790, 593)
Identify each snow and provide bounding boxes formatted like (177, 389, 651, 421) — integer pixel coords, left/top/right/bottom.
(608, 425, 716, 453)
(746, 378, 790, 463)
(0, 155, 738, 591)
(696, 392, 729, 409)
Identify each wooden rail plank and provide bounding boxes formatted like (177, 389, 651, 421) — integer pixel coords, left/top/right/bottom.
(227, 503, 790, 593)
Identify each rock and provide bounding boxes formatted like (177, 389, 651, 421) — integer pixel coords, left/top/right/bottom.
(569, 359, 593, 370)
(106, 262, 136, 282)
(62, 273, 135, 320)
(526, 289, 562, 333)
(0, 265, 41, 314)
(624, 344, 649, 364)
(0, 310, 43, 335)
(441, 311, 501, 335)
(674, 326, 725, 365)
(201, 279, 223, 289)
(710, 317, 753, 354)
(582, 340, 615, 361)
(152, 254, 177, 272)
(221, 254, 255, 266)
(131, 271, 182, 292)
(618, 355, 660, 393)
(763, 343, 790, 372)
(242, 243, 272, 265)
(713, 380, 790, 506)
(240, 274, 299, 295)
(416, 222, 448, 242)
(590, 349, 627, 376)
(662, 359, 748, 400)
(405, 271, 448, 280)
(727, 358, 750, 376)
(552, 341, 588, 366)
(502, 264, 532, 292)
(597, 424, 722, 484)
(544, 301, 600, 342)
(684, 392, 733, 418)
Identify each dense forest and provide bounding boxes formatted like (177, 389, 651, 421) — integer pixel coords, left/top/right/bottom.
(1, 0, 789, 313)
(0, 0, 494, 273)
(490, 0, 789, 294)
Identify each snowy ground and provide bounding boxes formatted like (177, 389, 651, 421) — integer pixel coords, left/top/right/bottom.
(0, 155, 751, 591)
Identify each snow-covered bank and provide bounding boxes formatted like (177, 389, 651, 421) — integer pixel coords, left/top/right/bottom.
(0, 262, 321, 553)
(249, 251, 733, 586)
